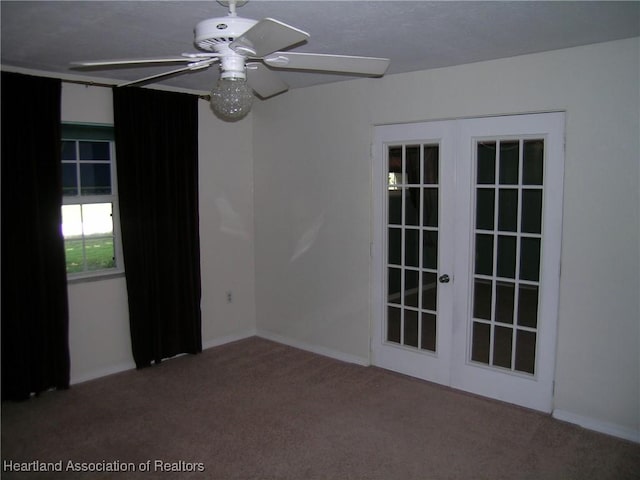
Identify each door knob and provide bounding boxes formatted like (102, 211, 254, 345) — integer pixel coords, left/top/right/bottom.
(439, 274, 450, 283)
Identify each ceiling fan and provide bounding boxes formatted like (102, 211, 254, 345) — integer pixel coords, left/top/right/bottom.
(71, 0, 391, 121)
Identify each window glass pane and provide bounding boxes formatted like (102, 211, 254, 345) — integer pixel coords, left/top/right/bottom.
(80, 163, 112, 195)
(521, 189, 543, 234)
(499, 141, 519, 184)
(405, 188, 420, 226)
(61, 141, 76, 160)
(498, 189, 518, 232)
(523, 140, 544, 185)
(473, 279, 492, 320)
(477, 142, 496, 184)
(422, 188, 438, 227)
(475, 234, 494, 276)
(404, 310, 419, 347)
(62, 164, 78, 196)
(81, 203, 113, 235)
(423, 145, 438, 184)
(520, 237, 541, 281)
(497, 235, 516, 278)
(85, 236, 115, 271)
(61, 204, 82, 238)
(476, 189, 495, 230)
(422, 230, 437, 269)
(79, 141, 110, 160)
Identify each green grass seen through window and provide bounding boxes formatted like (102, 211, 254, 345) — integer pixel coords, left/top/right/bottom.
(64, 236, 115, 273)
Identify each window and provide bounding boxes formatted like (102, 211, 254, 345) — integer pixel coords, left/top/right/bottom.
(61, 124, 123, 278)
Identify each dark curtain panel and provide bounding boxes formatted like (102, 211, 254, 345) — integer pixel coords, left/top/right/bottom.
(1, 72, 70, 400)
(113, 87, 202, 368)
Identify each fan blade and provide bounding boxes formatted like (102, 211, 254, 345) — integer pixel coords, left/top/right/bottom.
(71, 56, 206, 68)
(263, 52, 390, 76)
(230, 18, 309, 57)
(246, 63, 288, 99)
(118, 59, 217, 87)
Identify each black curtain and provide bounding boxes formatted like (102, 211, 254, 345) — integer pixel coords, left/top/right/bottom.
(1, 72, 70, 400)
(113, 87, 202, 368)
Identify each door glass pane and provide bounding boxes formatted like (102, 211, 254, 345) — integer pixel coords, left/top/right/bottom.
(387, 307, 401, 344)
(405, 270, 419, 307)
(473, 279, 492, 320)
(388, 228, 401, 265)
(470, 137, 545, 375)
(496, 235, 516, 278)
(422, 272, 437, 311)
(521, 190, 543, 234)
(476, 189, 495, 230)
(406, 146, 420, 184)
(523, 140, 544, 185)
(62, 163, 78, 196)
(421, 313, 436, 352)
(517, 285, 538, 328)
(493, 326, 513, 368)
(499, 141, 519, 185)
(404, 310, 419, 347)
(477, 142, 496, 184)
(471, 322, 491, 364)
(475, 234, 494, 276)
(515, 330, 536, 374)
(422, 188, 438, 227)
(387, 268, 401, 304)
(520, 237, 541, 281)
(498, 189, 518, 232)
(495, 281, 515, 324)
(385, 142, 440, 352)
(405, 188, 420, 226)
(80, 163, 111, 195)
(405, 229, 419, 267)
(422, 230, 437, 269)
(423, 145, 439, 184)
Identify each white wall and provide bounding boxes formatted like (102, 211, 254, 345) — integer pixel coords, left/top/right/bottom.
(61, 84, 256, 383)
(252, 38, 640, 438)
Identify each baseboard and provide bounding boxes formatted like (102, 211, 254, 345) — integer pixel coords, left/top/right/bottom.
(202, 329, 257, 350)
(256, 330, 370, 367)
(70, 361, 136, 385)
(553, 409, 640, 443)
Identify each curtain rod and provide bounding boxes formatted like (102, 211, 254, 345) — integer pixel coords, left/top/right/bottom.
(61, 78, 210, 100)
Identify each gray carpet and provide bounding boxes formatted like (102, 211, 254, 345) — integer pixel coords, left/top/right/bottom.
(2, 337, 639, 479)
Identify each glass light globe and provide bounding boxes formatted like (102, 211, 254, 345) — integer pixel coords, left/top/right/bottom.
(209, 77, 253, 121)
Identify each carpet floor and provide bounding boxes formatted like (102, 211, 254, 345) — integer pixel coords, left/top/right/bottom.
(2, 336, 639, 479)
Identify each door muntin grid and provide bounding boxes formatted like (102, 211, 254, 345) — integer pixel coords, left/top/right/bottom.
(470, 138, 544, 375)
(386, 143, 439, 353)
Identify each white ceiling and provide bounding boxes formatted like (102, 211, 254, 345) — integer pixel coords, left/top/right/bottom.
(2, 1, 639, 95)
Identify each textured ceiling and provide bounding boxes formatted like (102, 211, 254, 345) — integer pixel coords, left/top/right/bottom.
(1, 1, 639, 95)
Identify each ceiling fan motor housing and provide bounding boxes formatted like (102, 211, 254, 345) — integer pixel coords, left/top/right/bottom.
(194, 16, 257, 52)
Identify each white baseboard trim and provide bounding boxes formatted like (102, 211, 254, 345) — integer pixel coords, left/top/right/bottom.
(202, 329, 257, 351)
(70, 361, 136, 385)
(256, 330, 370, 367)
(553, 409, 640, 443)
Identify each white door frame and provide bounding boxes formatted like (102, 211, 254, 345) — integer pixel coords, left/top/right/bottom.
(371, 112, 565, 413)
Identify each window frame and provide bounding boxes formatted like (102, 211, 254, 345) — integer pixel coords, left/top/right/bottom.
(61, 123, 124, 282)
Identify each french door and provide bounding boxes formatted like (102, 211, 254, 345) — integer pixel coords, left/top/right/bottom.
(371, 113, 564, 412)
